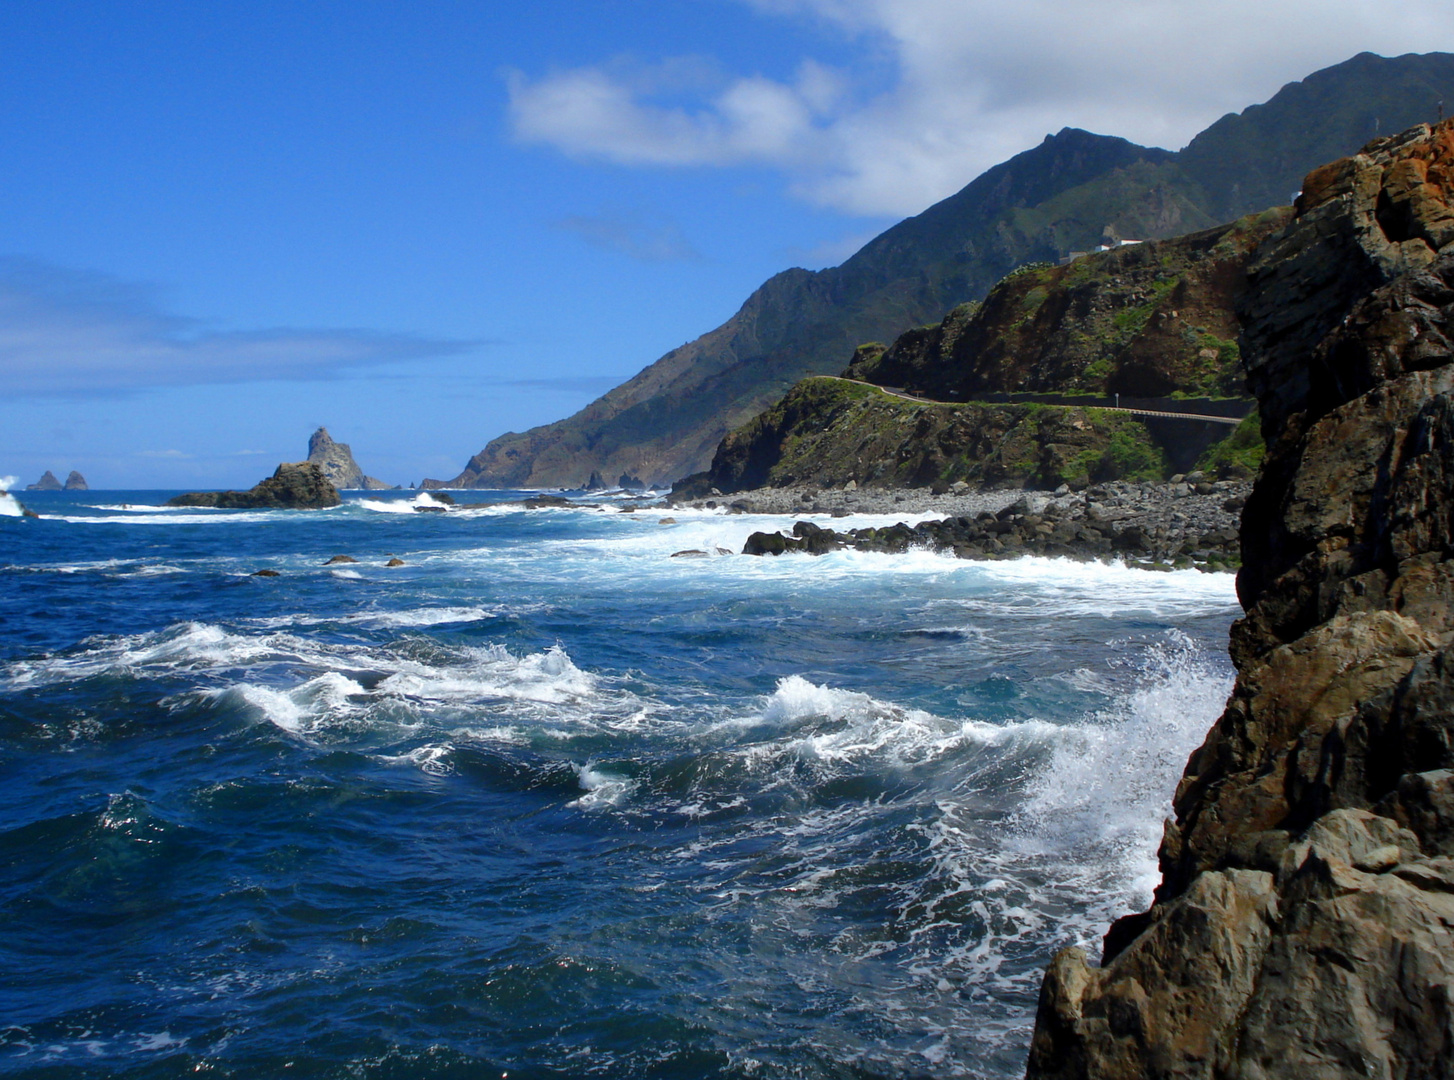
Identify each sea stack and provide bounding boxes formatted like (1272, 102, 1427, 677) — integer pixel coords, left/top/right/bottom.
(306, 427, 391, 490)
(1027, 121, 1454, 1077)
(26, 471, 61, 491)
(167, 462, 342, 509)
(63, 471, 88, 491)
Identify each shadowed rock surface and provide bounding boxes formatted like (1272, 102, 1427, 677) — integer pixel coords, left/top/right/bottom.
(63, 470, 88, 491)
(306, 427, 391, 490)
(167, 463, 342, 510)
(1026, 121, 1454, 1080)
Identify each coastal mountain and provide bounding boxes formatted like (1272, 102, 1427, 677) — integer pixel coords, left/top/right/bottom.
(689, 207, 1285, 494)
(433, 51, 1454, 490)
(1029, 120, 1454, 1078)
(306, 427, 391, 490)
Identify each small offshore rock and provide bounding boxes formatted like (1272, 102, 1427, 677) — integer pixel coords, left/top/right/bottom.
(252, 569, 281, 577)
(384, 558, 405, 567)
(670, 549, 710, 558)
(658, 517, 677, 524)
(168, 462, 342, 509)
(324, 555, 358, 565)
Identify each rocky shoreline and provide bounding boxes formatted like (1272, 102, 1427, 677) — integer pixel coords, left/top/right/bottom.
(672, 475, 1248, 570)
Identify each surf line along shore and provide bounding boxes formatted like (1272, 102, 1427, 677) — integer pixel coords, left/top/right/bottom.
(667, 476, 1248, 572)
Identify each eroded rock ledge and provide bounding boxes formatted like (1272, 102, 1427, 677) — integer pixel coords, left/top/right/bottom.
(1027, 121, 1454, 1078)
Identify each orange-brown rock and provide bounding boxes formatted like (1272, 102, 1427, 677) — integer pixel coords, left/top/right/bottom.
(1028, 121, 1454, 1079)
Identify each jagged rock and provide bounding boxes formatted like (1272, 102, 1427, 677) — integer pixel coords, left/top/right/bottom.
(306, 427, 391, 489)
(1028, 121, 1454, 1079)
(63, 471, 87, 491)
(26, 471, 61, 491)
(167, 463, 342, 509)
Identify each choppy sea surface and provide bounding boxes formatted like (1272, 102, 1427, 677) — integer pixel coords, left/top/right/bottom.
(0, 488, 1242, 1079)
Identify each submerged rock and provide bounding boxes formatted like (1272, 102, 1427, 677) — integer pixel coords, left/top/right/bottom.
(168, 462, 342, 509)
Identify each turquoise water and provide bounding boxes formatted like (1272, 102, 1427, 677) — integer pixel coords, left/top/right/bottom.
(0, 489, 1240, 1078)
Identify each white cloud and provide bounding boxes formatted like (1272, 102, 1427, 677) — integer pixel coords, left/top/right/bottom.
(508, 0, 1454, 216)
(0, 258, 468, 398)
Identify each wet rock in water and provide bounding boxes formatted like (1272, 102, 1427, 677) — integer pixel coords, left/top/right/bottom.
(670, 549, 710, 558)
(414, 504, 447, 513)
(384, 558, 405, 567)
(324, 555, 358, 565)
(252, 569, 281, 577)
(523, 495, 572, 509)
(657, 517, 677, 524)
(168, 462, 342, 509)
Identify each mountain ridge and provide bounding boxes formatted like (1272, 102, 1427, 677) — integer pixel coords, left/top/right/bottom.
(432, 51, 1454, 490)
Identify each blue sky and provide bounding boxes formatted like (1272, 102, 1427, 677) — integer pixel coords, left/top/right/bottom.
(3, 0, 1451, 488)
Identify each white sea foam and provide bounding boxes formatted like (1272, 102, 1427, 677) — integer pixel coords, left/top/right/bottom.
(0, 476, 23, 518)
(569, 763, 637, 808)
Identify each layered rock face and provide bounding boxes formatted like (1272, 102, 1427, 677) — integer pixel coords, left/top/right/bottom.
(167, 463, 341, 509)
(1027, 121, 1454, 1080)
(306, 427, 390, 490)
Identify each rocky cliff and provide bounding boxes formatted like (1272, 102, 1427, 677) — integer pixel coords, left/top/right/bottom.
(1027, 120, 1454, 1080)
(306, 427, 390, 490)
(438, 52, 1454, 490)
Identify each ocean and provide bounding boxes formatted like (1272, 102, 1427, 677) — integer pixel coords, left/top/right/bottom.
(0, 488, 1241, 1078)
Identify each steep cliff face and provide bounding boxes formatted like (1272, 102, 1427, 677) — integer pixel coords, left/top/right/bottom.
(442, 52, 1454, 490)
(1027, 121, 1454, 1080)
(849, 209, 1289, 400)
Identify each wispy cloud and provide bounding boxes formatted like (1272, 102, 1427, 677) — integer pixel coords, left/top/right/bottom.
(136, 448, 192, 459)
(555, 208, 702, 262)
(509, 0, 1454, 216)
(0, 258, 470, 398)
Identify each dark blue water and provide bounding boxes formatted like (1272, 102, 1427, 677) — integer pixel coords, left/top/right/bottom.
(0, 489, 1241, 1078)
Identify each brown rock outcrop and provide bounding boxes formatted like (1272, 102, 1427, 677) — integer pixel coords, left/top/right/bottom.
(1028, 121, 1454, 1078)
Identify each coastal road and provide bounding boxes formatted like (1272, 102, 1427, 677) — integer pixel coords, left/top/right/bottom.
(828, 377, 1246, 425)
